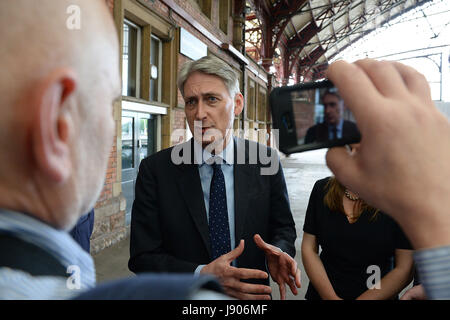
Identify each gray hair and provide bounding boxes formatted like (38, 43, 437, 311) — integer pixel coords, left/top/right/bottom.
(177, 55, 240, 98)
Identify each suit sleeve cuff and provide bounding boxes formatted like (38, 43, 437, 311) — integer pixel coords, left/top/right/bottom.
(194, 264, 206, 276)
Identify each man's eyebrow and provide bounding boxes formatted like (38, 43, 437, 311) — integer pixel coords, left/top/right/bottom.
(186, 91, 222, 99)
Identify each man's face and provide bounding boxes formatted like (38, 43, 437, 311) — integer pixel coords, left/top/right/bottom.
(323, 93, 343, 126)
(183, 72, 242, 149)
(73, 31, 120, 217)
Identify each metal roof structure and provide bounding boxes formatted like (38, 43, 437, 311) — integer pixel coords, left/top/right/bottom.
(245, 0, 433, 85)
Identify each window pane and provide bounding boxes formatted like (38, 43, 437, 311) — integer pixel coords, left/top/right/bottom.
(150, 35, 161, 102)
(247, 80, 255, 120)
(122, 23, 138, 97)
(139, 118, 149, 163)
(219, 0, 229, 33)
(258, 89, 266, 121)
(121, 116, 134, 169)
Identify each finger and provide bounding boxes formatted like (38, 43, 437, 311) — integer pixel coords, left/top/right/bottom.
(287, 275, 298, 296)
(353, 59, 410, 99)
(326, 146, 361, 193)
(230, 266, 269, 280)
(289, 256, 298, 277)
(225, 239, 244, 262)
(253, 234, 268, 250)
(255, 234, 282, 255)
(286, 255, 300, 288)
(391, 61, 432, 101)
(295, 268, 301, 288)
(223, 278, 272, 295)
(279, 282, 286, 300)
(326, 60, 384, 129)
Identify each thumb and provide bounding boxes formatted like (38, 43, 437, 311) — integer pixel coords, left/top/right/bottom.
(253, 234, 268, 250)
(326, 146, 360, 190)
(225, 239, 244, 262)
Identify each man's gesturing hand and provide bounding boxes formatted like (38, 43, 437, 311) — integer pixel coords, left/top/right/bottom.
(200, 239, 272, 300)
(254, 234, 301, 300)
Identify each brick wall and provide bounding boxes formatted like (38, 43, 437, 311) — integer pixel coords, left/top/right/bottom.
(90, 0, 127, 254)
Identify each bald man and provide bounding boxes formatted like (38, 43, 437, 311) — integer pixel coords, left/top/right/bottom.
(0, 0, 222, 299)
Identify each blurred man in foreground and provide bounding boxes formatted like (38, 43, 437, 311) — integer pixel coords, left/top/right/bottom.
(0, 0, 221, 299)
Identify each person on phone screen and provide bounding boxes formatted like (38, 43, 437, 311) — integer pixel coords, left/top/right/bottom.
(304, 91, 359, 144)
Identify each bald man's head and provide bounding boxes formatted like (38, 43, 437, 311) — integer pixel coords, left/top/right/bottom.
(0, 0, 121, 229)
(0, 0, 119, 107)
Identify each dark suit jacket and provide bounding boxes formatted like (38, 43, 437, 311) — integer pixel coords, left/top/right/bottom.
(304, 120, 360, 144)
(69, 209, 94, 253)
(128, 137, 297, 285)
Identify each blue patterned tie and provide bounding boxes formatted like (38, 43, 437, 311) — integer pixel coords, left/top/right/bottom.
(208, 161, 231, 260)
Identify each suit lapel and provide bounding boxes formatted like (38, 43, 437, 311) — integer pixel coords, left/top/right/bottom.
(175, 139, 211, 257)
(233, 138, 253, 246)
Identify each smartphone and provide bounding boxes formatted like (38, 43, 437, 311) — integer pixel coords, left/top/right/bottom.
(269, 79, 361, 155)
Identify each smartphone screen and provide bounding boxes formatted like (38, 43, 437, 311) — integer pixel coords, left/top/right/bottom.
(270, 80, 361, 154)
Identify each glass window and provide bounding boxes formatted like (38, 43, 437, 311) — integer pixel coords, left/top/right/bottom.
(139, 118, 149, 163)
(122, 21, 140, 97)
(258, 88, 266, 122)
(247, 79, 255, 120)
(150, 35, 162, 102)
(219, 0, 229, 34)
(196, 0, 212, 19)
(121, 116, 134, 169)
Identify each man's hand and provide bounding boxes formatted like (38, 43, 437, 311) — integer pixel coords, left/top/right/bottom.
(254, 234, 301, 300)
(200, 239, 272, 300)
(400, 284, 427, 300)
(325, 59, 450, 250)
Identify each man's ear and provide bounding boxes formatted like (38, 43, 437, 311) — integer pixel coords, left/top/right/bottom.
(234, 92, 244, 116)
(31, 69, 77, 184)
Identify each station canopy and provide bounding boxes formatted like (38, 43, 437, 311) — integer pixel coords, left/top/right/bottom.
(245, 0, 434, 82)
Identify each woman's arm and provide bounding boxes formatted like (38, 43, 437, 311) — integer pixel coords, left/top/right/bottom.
(357, 249, 414, 300)
(301, 232, 341, 300)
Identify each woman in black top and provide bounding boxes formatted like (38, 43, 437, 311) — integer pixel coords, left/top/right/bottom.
(301, 176, 414, 300)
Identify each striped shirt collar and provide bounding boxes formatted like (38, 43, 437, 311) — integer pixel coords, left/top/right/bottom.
(0, 209, 96, 290)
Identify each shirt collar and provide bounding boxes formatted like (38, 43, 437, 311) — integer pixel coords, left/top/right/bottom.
(0, 209, 96, 289)
(327, 118, 344, 132)
(335, 118, 344, 131)
(194, 136, 234, 167)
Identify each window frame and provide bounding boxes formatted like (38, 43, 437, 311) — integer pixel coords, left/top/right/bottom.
(122, 19, 142, 99)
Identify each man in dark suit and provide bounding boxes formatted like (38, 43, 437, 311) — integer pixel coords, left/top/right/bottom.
(129, 56, 300, 300)
(304, 90, 360, 143)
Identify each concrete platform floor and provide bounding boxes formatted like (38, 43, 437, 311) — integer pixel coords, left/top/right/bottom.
(92, 149, 412, 299)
